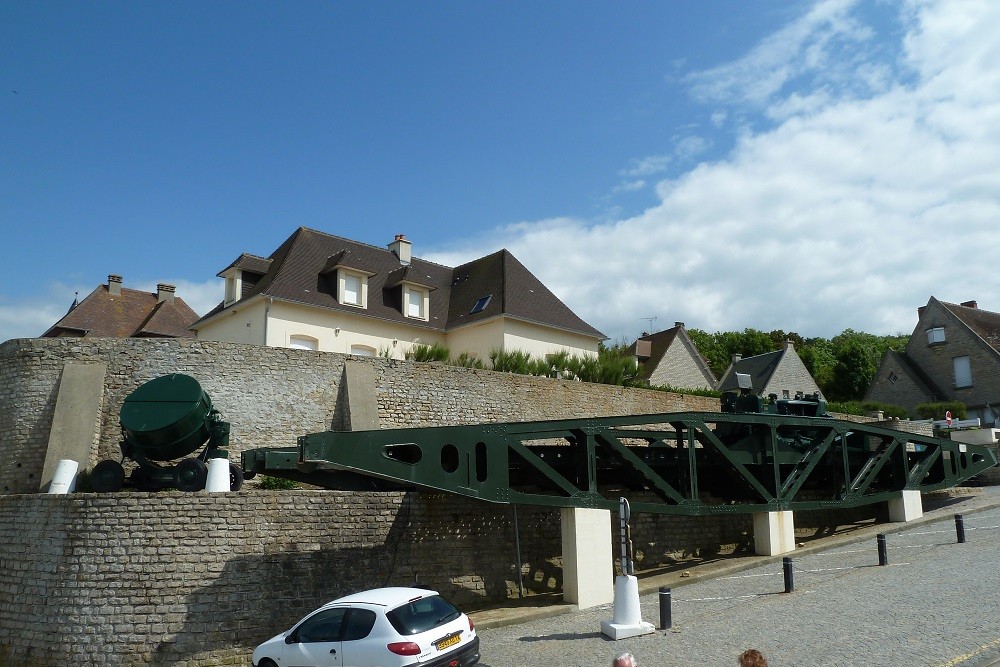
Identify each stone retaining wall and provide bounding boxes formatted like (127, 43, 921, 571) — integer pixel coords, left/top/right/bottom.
(0, 337, 886, 666)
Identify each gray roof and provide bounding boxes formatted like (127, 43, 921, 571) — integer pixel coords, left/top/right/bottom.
(197, 227, 605, 339)
(718, 349, 783, 393)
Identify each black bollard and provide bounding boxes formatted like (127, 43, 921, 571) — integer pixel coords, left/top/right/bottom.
(955, 514, 966, 544)
(659, 587, 672, 630)
(877, 533, 888, 566)
(783, 556, 794, 593)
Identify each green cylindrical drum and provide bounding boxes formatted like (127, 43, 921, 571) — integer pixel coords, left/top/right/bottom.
(119, 374, 214, 462)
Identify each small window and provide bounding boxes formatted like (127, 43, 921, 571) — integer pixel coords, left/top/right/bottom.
(888, 372, 898, 385)
(343, 274, 362, 306)
(927, 327, 946, 344)
(405, 287, 426, 319)
(350, 345, 376, 357)
(289, 335, 318, 351)
(954, 356, 972, 388)
(781, 390, 790, 399)
(471, 294, 492, 314)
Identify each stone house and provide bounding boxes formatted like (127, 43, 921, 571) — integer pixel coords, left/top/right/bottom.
(631, 322, 717, 390)
(866, 297, 1000, 425)
(41, 274, 199, 338)
(717, 340, 822, 399)
(193, 227, 606, 362)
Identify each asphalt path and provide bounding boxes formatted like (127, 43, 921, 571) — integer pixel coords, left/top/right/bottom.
(475, 492, 1000, 667)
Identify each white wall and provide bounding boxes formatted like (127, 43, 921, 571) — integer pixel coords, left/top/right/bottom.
(198, 300, 599, 363)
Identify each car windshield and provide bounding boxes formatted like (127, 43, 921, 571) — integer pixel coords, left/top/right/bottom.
(385, 595, 461, 636)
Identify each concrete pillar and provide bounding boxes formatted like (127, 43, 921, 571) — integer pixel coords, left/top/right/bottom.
(752, 510, 796, 556)
(888, 489, 923, 522)
(343, 360, 381, 430)
(41, 362, 107, 492)
(560, 507, 614, 608)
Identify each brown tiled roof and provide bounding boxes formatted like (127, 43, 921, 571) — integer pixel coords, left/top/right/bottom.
(42, 285, 199, 338)
(196, 227, 606, 339)
(942, 300, 1000, 353)
(218, 253, 272, 276)
(447, 249, 605, 338)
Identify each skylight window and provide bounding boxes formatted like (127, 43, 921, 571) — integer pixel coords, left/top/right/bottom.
(471, 294, 492, 314)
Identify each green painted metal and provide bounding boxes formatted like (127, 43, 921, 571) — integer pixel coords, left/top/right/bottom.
(242, 397, 999, 515)
(120, 373, 216, 462)
(93, 374, 233, 492)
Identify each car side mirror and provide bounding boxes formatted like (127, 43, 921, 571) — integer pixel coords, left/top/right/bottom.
(285, 633, 297, 645)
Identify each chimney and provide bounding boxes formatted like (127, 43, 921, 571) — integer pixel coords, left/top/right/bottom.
(731, 354, 742, 364)
(157, 283, 176, 304)
(389, 234, 411, 266)
(108, 274, 123, 297)
(960, 300, 978, 309)
(674, 321, 684, 328)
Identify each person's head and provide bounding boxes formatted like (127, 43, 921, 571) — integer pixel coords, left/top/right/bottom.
(738, 648, 768, 667)
(612, 652, 638, 667)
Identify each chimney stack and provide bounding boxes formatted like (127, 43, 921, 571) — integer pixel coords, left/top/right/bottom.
(389, 234, 412, 266)
(960, 300, 978, 309)
(157, 283, 176, 304)
(731, 354, 742, 364)
(674, 321, 685, 328)
(108, 274, 123, 297)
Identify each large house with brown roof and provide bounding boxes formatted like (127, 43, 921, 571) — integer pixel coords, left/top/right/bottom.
(866, 297, 1000, 426)
(192, 227, 606, 361)
(42, 275, 199, 339)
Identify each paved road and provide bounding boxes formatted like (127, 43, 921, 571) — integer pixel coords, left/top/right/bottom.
(475, 492, 1000, 667)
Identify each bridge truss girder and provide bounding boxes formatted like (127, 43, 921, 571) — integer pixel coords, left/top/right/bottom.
(243, 412, 998, 515)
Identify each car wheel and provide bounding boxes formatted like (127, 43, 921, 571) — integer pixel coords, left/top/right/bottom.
(257, 659, 278, 667)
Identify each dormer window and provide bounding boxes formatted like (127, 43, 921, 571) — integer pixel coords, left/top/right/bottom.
(926, 327, 946, 344)
(222, 268, 242, 306)
(405, 285, 428, 320)
(338, 270, 368, 308)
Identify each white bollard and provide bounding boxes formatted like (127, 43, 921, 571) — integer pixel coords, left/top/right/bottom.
(205, 454, 231, 493)
(600, 575, 655, 640)
(48, 459, 79, 494)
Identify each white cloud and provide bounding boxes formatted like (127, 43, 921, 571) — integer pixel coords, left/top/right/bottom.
(430, 0, 1000, 342)
(622, 155, 671, 178)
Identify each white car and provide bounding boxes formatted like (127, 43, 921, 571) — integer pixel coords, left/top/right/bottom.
(252, 586, 481, 667)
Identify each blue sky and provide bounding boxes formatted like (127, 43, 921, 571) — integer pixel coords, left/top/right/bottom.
(3, 0, 998, 344)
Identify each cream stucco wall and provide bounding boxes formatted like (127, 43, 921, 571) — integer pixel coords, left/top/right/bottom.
(196, 298, 269, 345)
(501, 318, 600, 359)
(198, 300, 599, 363)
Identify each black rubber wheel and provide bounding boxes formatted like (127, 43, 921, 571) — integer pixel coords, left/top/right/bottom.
(90, 460, 126, 493)
(174, 458, 208, 492)
(228, 463, 244, 491)
(258, 659, 278, 667)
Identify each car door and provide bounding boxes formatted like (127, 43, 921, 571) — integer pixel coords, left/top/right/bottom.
(338, 608, 379, 667)
(281, 607, 346, 667)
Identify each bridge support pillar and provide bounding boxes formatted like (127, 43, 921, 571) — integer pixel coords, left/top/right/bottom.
(560, 507, 614, 609)
(888, 489, 923, 522)
(753, 510, 796, 556)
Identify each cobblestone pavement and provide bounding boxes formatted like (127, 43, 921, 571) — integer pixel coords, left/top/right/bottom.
(473, 488, 1000, 667)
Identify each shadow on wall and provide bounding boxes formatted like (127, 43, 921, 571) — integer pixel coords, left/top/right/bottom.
(148, 496, 560, 666)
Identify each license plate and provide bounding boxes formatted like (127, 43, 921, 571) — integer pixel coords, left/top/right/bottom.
(435, 633, 461, 651)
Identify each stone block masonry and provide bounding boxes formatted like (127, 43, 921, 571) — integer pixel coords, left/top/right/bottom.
(0, 337, 880, 665)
